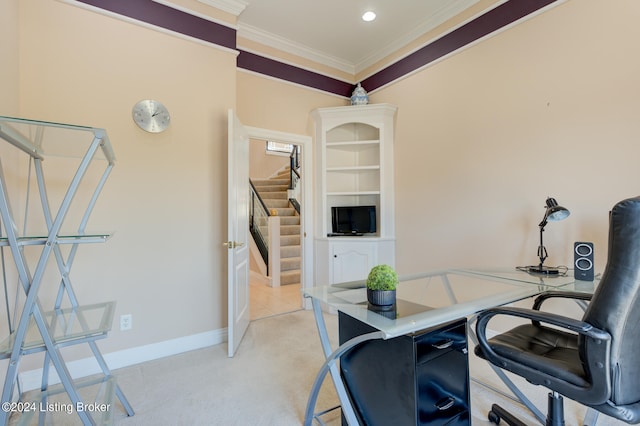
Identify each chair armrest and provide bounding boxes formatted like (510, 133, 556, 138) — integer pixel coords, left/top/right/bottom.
(476, 306, 611, 404)
(476, 306, 608, 339)
(532, 291, 593, 311)
(530, 291, 593, 328)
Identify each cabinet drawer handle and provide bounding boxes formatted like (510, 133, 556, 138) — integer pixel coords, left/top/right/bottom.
(435, 397, 455, 411)
(432, 339, 454, 350)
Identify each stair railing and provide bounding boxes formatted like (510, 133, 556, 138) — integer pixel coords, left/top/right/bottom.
(289, 145, 301, 190)
(249, 179, 270, 272)
(289, 146, 301, 214)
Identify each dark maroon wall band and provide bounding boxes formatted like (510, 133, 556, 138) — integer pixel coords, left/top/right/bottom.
(361, 0, 558, 92)
(76, 0, 235, 49)
(74, 0, 558, 97)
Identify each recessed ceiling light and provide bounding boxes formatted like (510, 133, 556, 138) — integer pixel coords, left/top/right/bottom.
(362, 11, 376, 22)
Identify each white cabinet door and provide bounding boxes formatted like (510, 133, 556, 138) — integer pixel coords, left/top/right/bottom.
(331, 242, 378, 284)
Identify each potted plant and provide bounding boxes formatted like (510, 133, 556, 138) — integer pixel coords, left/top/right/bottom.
(366, 264, 398, 307)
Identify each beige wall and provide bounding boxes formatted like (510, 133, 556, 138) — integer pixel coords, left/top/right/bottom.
(2, 0, 237, 370)
(249, 140, 289, 180)
(0, 1, 19, 115)
(237, 70, 346, 134)
(0, 1, 20, 207)
(371, 0, 640, 274)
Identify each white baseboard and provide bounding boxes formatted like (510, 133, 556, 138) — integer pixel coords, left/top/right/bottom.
(18, 327, 228, 392)
(16, 325, 500, 391)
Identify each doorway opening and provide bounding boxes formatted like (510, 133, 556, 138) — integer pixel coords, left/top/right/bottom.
(248, 137, 303, 320)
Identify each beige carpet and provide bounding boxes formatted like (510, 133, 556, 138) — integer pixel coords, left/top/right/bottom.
(26, 309, 629, 425)
(113, 310, 341, 426)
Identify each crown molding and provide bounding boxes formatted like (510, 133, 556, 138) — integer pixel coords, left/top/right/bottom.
(152, 0, 237, 28)
(197, 0, 247, 16)
(237, 0, 481, 79)
(237, 23, 356, 76)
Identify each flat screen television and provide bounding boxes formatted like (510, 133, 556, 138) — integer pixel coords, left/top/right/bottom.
(331, 205, 377, 235)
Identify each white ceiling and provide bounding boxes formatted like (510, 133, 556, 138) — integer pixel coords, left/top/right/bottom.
(236, 0, 482, 75)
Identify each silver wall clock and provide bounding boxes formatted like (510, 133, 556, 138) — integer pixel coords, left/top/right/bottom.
(132, 99, 171, 133)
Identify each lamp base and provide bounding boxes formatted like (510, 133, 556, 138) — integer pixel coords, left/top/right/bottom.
(527, 265, 561, 275)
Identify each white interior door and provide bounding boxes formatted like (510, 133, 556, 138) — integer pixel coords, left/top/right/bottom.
(227, 109, 250, 357)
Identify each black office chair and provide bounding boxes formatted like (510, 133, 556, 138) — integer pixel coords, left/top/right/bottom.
(475, 196, 640, 425)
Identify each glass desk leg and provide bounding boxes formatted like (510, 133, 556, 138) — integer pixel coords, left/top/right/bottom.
(304, 297, 384, 426)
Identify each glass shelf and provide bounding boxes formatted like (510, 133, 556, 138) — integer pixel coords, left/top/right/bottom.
(0, 233, 112, 247)
(16, 376, 116, 426)
(0, 115, 134, 422)
(0, 302, 116, 359)
(0, 116, 114, 163)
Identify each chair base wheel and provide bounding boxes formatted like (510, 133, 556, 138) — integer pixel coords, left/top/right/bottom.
(488, 410, 501, 424)
(486, 404, 528, 426)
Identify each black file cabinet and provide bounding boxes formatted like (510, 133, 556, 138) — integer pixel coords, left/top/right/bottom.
(339, 312, 470, 425)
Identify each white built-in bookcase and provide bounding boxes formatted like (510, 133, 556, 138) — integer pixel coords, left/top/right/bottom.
(311, 103, 397, 285)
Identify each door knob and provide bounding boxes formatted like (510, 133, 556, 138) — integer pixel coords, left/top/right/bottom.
(223, 241, 245, 249)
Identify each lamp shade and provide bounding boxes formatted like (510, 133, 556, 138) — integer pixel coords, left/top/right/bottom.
(524, 196, 571, 275)
(545, 197, 570, 222)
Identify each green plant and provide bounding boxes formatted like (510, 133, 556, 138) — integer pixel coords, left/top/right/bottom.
(366, 264, 398, 291)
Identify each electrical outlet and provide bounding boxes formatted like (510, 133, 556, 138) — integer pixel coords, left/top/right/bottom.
(120, 314, 132, 331)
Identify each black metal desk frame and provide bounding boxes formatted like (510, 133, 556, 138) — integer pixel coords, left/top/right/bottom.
(303, 269, 597, 426)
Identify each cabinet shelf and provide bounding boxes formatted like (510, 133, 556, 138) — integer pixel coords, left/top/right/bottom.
(0, 302, 116, 359)
(326, 142, 379, 169)
(327, 191, 380, 196)
(326, 166, 380, 172)
(326, 139, 379, 147)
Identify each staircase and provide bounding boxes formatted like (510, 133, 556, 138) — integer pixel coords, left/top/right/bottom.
(252, 169, 301, 286)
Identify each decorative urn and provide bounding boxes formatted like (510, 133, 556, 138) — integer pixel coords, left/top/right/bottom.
(350, 83, 369, 105)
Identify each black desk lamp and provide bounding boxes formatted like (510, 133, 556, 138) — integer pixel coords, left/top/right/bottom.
(528, 197, 570, 275)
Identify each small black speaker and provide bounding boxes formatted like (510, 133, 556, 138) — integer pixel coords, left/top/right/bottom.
(574, 242, 594, 281)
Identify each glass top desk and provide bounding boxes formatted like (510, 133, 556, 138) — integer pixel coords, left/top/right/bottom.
(302, 268, 595, 425)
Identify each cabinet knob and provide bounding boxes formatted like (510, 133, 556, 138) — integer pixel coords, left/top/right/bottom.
(334, 254, 337, 258)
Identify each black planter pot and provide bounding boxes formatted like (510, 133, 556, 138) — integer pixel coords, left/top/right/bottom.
(367, 289, 396, 307)
(367, 302, 397, 319)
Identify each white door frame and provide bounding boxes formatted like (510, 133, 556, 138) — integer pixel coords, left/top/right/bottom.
(245, 126, 313, 308)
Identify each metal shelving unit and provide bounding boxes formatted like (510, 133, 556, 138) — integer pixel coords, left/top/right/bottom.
(0, 116, 133, 425)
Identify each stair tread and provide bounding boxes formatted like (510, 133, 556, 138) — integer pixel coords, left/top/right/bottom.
(281, 251, 300, 258)
(280, 218, 300, 224)
(281, 243, 300, 248)
(253, 172, 303, 286)
(253, 178, 288, 183)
